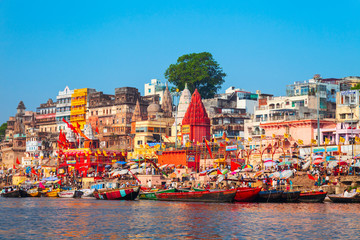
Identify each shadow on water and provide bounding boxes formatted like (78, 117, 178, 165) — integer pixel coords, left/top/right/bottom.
(1, 198, 360, 239)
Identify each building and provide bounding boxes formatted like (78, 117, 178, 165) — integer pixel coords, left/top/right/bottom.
(144, 79, 166, 104)
(70, 88, 96, 130)
(56, 86, 74, 131)
(36, 99, 57, 133)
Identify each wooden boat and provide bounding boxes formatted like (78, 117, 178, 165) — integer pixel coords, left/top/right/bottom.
(58, 190, 75, 198)
(281, 191, 301, 202)
(1, 187, 21, 198)
(155, 189, 237, 203)
(256, 190, 283, 202)
(235, 187, 261, 202)
(328, 193, 360, 203)
(45, 188, 60, 197)
(80, 189, 95, 198)
(94, 187, 140, 200)
(299, 191, 327, 203)
(27, 187, 41, 197)
(139, 189, 176, 200)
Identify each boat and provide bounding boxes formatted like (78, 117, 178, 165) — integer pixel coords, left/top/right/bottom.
(328, 192, 360, 203)
(80, 189, 95, 198)
(234, 187, 261, 202)
(281, 191, 301, 202)
(155, 189, 237, 203)
(299, 191, 327, 203)
(94, 186, 140, 200)
(44, 188, 60, 197)
(27, 187, 41, 197)
(139, 189, 177, 200)
(58, 190, 75, 198)
(256, 190, 284, 202)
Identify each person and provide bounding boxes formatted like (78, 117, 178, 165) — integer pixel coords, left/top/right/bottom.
(344, 189, 350, 197)
(147, 180, 152, 188)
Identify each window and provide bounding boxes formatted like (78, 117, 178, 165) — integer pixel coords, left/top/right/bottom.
(340, 114, 346, 119)
(137, 140, 143, 145)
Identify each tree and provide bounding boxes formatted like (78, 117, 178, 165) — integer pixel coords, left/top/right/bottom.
(0, 123, 7, 141)
(164, 52, 226, 99)
(351, 84, 360, 90)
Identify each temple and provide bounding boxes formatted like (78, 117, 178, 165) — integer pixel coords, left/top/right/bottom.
(181, 89, 211, 144)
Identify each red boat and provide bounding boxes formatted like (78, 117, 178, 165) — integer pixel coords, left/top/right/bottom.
(156, 189, 237, 203)
(94, 187, 140, 200)
(299, 191, 327, 203)
(234, 187, 261, 202)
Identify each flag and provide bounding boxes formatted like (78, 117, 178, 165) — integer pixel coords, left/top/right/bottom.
(16, 157, 20, 165)
(340, 137, 345, 143)
(284, 133, 289, 139)
(220, 142, 225, 147)
(272, 134, 276, 138)
(325, 137, 330, 145)
(122, 152, 125, 156)
(214, 138, 218, 143)
(236, 136, 241, 141)
(103, 150, 108, 156)
(225, 138, 230, 142)
(161, 144, 166, 149)
(298, 139, 304, 145)
(248, 137, 252, 142)
(95, 126, 99, 134)
(205, 140, 213, 159)
(261, 135, 265, 140)
(113, 152, 116, 157)
(307, 173, 316, 181)
(311, 139, 317, 145)
(97, 149, 101, 155)
(217, 169, 222, 175)
(31, 168, 38, 176)
(139, 144, 144, 148)
(356, 136, 360, 143)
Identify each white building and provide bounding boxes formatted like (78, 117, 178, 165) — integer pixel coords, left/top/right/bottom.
(144, 79, 166, 104)
(56, 86, 74, 131)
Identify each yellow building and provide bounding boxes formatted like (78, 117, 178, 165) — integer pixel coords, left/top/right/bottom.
(70, 88, 96, 129)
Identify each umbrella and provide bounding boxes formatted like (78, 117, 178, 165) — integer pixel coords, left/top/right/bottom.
(221, 169, 229, 175)
(116, 161, 127, 165)
(264, 161, 276, 168)
(159, 164, 168, 169)
(278, 161, 292, 166)
(130, 164, 138, 169)
(302, 160, 311, 170)
(169, 172, 177, 178)
(280, 170, 293, 179)
(140, 163, 146, 168)
(242, 164, 253, 169)
(351, 161, 360, 167)
(269, 172, 281, 178)
(326, 156, 336, 161)
(313, 159, 324, 165)
(254, 170, 264, 178)
(126, 162, 135, 166)
(105, 165, 111, 168)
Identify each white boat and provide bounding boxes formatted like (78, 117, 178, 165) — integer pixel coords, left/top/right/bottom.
(58, 190, 75, 198)
(81, 188, 95, 198)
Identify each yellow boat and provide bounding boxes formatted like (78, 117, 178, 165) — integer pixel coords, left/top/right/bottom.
(45, 188, 60, 197)
(27, 187, 42, 197)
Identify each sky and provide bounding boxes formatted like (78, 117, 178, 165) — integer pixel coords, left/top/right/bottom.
(1, 0, 359, 123)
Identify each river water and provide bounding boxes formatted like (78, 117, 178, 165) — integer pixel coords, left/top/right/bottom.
(0, 198, 359, 239)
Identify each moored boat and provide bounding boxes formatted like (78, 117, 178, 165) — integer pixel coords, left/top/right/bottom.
(1, 187, 21, 198)
(27, 187, 42, 197)
(58, 190, 75, 198)
(299, 191, 327, 203)
(45, 188, 60, 197)
(235, 187, 261, 202)
(80, 189, 95, 198)
(94, 186, 140, 200)
(155, 189, 237, 203)
(281, 191, 301, 202)
(328, 193, 360, 203)
(256, 190, 283, 202)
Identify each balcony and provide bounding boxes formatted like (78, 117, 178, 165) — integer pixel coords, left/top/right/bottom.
(71, 107, 86, 115)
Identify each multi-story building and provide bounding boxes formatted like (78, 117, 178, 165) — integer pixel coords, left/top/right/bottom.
(70, 88, 96, 130)
(36, 99, 57, 133)
(144, 79, 166, 104)
(56, 86, 74, 131)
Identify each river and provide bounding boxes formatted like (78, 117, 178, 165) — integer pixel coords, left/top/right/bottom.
(0, 198, 359, 239)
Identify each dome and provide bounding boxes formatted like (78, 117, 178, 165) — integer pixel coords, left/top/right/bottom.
(147, 102, 162, 114)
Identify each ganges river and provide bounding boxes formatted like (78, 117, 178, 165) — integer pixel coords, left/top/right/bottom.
(1, 198, 360, 240)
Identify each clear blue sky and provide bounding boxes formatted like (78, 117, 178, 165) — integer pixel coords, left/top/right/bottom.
(1, 0, 359, 123)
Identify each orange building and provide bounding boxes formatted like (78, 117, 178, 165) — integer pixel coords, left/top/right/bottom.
(157, 150, 200, 171)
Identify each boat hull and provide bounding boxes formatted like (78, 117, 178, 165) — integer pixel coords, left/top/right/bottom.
(1, 190, 21, 198)
(281, 191, 301, 202)
(328, 194, 360, 203)
(299, 192, 327, 203)
(45, 189, 60, 197)
(58, 190, 75, 198)
(156, 189, 237, 203)
(27, 188, 42, 197)
(235, 187, 261, 202)
(256, 190, 284, 202)
(139, 189, 176, 200)
(94, 187, 140, 200)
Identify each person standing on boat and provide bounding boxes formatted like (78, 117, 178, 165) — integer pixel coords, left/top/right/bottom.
(147, 179, 152, 188)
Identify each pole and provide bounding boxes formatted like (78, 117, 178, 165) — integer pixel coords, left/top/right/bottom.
(316, 78, 321, 147)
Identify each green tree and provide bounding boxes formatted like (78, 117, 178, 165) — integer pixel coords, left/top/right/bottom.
(164, 52, 226, 99)
(0, 122, 7, 141)
(351, 84, 360, 90)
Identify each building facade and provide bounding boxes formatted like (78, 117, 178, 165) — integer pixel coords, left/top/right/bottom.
(56, 86, 74, 131)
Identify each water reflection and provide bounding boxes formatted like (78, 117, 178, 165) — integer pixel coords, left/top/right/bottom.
(1, 198, 360, 239)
